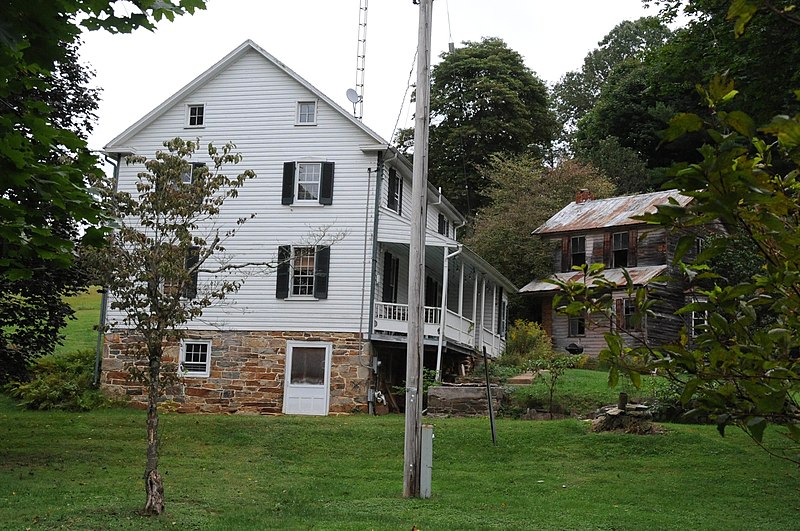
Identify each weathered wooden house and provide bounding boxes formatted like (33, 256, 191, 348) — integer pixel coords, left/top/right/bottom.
(100, 40, 514, 416)
(520, 189, 693, 357)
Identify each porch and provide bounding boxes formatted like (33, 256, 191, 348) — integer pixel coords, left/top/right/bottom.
(372, 242, 512, 359)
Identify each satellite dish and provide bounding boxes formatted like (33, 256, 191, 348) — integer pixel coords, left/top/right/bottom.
(346, 88, 360, 104)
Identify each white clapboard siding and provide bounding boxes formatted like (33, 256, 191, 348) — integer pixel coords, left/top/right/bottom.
(106, 47, 384, 333)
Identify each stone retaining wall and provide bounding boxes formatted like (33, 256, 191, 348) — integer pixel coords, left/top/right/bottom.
(102, 329, 370, 415)
(427, 385, 504, 417)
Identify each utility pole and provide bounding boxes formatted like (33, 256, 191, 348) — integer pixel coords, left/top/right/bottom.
(404, 0, 433, 498)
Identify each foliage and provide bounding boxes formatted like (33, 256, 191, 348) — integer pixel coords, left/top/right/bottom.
(527, 353, 584, 418)
(466, 156, 615, 296)
(557, 78, 800, 464)
(406, 37, 557, 215)
(575, 0, 800, 193)
(553, 17, 671, 143)
(0, 0, 206, 381)
(4, 350, 107, 411)
(499, 320, 555, 369)
(88, 138, 256, 514)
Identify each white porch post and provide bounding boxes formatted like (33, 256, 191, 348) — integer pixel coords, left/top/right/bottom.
(435, 246, 448, 381)
(479, 275, 487, 350)
(472, 271, 479, 346)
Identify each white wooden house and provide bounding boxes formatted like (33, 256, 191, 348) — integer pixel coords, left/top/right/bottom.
(101, 40, 514, 416)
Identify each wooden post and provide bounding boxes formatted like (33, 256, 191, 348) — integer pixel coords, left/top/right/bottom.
(404, 0, 433, 499)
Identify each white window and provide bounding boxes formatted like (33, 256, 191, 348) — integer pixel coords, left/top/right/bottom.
(180, 162, 206, 184)
(179, 340, 211, 377)
(292, 246, 316, 296)
(296, 162, 321, 202)
(186, 104, 205, 127)
(296, 101, 317, 125)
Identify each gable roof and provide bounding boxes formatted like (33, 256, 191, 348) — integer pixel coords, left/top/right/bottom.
(533, 190, 692, 236)
(102, 39, 466, 224)
(103, 39, 387, 153)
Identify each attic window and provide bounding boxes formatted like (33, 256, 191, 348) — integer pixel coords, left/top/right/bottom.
(186, 104, 205, 127)
(296, 101, 317, 125)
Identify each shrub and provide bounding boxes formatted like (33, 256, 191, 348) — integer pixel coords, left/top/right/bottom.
(499, 320, 554, 368)
(5, 349, 108, 411)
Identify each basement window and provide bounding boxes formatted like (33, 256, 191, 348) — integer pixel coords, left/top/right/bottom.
(179, 340, 211, 377)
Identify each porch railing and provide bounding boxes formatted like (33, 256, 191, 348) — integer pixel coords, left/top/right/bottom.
(375, 302, 481, 349)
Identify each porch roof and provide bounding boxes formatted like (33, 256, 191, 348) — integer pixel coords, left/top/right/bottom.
(520, 265, 668, 294)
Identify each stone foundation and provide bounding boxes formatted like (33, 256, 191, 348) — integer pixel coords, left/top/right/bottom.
(102, 330, 371, 415)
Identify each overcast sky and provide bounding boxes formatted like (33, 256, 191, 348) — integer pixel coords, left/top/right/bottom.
(80, 0, 661, 151)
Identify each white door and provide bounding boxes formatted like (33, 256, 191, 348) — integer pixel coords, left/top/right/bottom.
(283, 341, 331, 415)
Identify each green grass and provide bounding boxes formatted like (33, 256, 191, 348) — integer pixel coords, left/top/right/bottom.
(1, 395, 798, 530)
(506, 369, 666, 417)
(56, 288, 102, 355)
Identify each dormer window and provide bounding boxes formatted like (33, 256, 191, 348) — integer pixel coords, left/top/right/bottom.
(186, 104, 205, 127)
(296, 101, 317, 125)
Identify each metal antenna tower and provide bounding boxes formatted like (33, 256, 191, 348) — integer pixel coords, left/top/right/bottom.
(354, 0, 368, 120)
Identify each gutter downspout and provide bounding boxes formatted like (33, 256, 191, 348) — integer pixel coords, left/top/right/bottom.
(366, 150, 391, 414)
(93, 154, 121, 387)
(435, 244, 462, 381)
(367, 150, 392, 343)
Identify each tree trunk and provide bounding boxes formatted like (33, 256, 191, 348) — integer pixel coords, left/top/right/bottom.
(143, 352, 164, 515)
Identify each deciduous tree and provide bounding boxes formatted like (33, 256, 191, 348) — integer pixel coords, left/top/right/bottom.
(465, 156, 614, 317)
(423, 38, 557, 215)
(0, 0, 206, 379)
(90, 138, 255, 515)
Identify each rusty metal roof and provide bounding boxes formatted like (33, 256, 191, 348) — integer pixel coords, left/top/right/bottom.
(533, 190, 691, 236)
(519, 265, 669, 294)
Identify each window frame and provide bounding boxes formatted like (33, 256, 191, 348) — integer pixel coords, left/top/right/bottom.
(290, 246, 316, 298)
(186, 103, 205, 128)
(295, 162, 322, 203)
(178, 339, 211, 378)
(387, 168, 403, 215)
(296, 100, 318, 125)
(568, 313, 586, 337)
(570, 235, 586, 268)
(612, 231, 629, 268)
(623, 298, 641, 331)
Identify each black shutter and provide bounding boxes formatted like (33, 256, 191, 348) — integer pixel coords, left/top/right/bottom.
(561, 237, 570, 272)
(319, 162, 334, 205)
(281, 162, 295, 205)
(387, 169, 398, 212)
(276, 245, 291, 299)
(628, 229, 638, 267)
(603, 233, 612, 267)
(183, 246, 200, 299)
(382, 252, 394, 302)
(496, 287, 504, 334)
(438, 213, 446, 235)
(313, 245, 330, 299)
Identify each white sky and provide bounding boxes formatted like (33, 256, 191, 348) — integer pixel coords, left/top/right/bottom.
(80, 0, 660, 151)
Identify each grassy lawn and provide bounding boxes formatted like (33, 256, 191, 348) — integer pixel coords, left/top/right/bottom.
(1, 395, 798, 530)
(55, 288, 103, 355)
